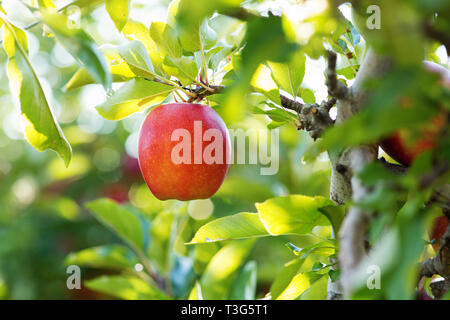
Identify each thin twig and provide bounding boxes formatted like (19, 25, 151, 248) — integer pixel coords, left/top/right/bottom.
(326, 51, 349, 100)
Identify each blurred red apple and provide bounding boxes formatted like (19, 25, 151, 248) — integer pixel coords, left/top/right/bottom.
(380, 61, 449, 166)
(138, 103, 230, 201)
(122, 155, 141, 179)
(101, 183, 129, 203)
(429, 215, 449, 252)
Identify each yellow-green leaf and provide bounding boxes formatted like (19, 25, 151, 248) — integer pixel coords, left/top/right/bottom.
(1, 15, 71, 166)
(85, 275, 170, 300)
(106, 0, 129, 31)
(40, 10, 111, 89)
(199, 239, 255, 299)
(256, 195, 333, 235)
(150, 22, 182, 58)
(85, 198, 144, 250)
(96, 78, 176, 120)
(189, 212, 270, 244)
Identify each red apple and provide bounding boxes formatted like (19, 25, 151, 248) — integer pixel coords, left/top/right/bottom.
(380, 61, 449, 166)
(122, 155, 141, 180)
(101, 183, 129, 203)
(429, 215, 449, 252)
(138, 103, 230, 201)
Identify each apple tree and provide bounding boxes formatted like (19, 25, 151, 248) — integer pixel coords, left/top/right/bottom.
(0, 0, 448, 300)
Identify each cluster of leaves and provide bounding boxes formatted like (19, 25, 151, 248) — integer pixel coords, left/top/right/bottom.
(66, 195, 343, 300)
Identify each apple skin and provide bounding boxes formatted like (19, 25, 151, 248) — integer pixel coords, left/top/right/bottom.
(429, 215, 449, 252)
(138, 103, 230, 201)
(380, 61, 449, 166)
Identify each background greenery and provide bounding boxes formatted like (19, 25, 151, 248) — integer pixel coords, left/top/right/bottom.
(0, 0, 448, 300)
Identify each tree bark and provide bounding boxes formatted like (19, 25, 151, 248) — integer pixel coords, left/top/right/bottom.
(327, 48, 393, 299)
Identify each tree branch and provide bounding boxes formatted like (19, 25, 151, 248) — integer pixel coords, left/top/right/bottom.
(178, 83, 336, 140)
(326, 51, 349, 100)
(329, 48, 392, 298)
(419, 222, 450, 298)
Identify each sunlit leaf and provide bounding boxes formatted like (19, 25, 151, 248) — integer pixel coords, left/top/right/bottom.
(298, 274, 328, 300)
(251, 64, 280, 105)
(229, 260, 257, 300)
(40, 10, 111, 89)
(37, 0, 56, 9)
(65, 40, 155, 90)
(200, 239, 255, 299)
(106, 0, 129, 31)
(150, 22, 182, 58)
(96, 78, 176, 120)
(85, 275, 170, 300)
(168, 0, 218, 53)
(65, 244, 139, 270)
(255, 195, 333, 235)
(175, 0, 243, 31)
(276, 273, 311, 300)
(163, 56, 198, 85)
(123, 20, 164, 73)
(299, 88, 315, 103)
(268, 50, 306, 98)
(85, 198, 146, 250)
(270, 258, 303, 299)
(189, 212, 269, 244)
(0, 15, 72, 166)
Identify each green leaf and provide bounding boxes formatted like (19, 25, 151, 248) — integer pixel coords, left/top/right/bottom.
(252, 105, 298, 123)
(122, 20, 164, 73)
(240, 15, 298, 85)
(270, 258, 304, 299)
(65, 244, 139, 270)
(0, 16, 71, 166)
(96, 78, 175, 120)
(67, 0, 105, 11)
(170, 255, 196, 299)
(168, 0, 218, 53)
(188, 281, 203, 300)
(175, 0, 243, 32)
(276, 272, 312, 300)
(40, 10, 111, 89)
(320, 205, 345, 235)
(65, 40, 154, 90)
(200, 239, 255, 300)
(229, 261, 257, 300)
(85, 198, 145, 250)
(150, 22, 182, 58)
(85, 275, 170, 300)
(222, 15, 297, 123)
(299, 88, 316, 104)
(106, 0, 130, 31)
(268, 50, 306, 98)
(255, 195, 333, 235)
(104, 41, 158, 82)
(37, 0, 56, 9)
(64, 68, 100, 91)
(251, 64, 281, 105)
(163, 56, 198, 85)
(298, 275, 328, 300)
(189, 212, 270, 244)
